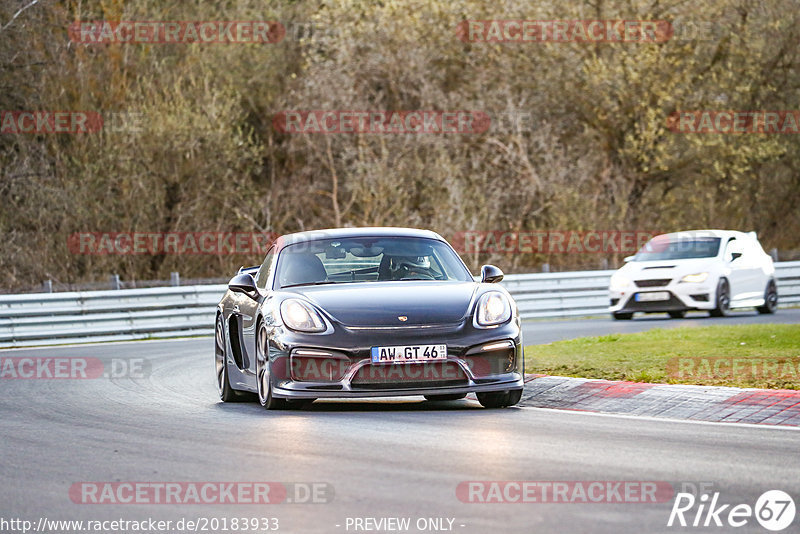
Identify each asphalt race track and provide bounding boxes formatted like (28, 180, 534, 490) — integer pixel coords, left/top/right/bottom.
(1, 313, 799, 533)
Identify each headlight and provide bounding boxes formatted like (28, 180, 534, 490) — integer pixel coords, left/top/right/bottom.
(609, 273, 632, 290)
(476, 291, 512, 326)
(280, 299, 326, 333)
(681, 272, 709, 283)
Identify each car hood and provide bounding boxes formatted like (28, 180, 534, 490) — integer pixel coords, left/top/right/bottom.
(288, 281, 478, 327)
(618, 257, 719, 280)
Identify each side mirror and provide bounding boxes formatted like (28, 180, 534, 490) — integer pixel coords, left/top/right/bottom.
(623, 255, 635, 262)
(480, 264, 504, 283)
(730, 252, 742, 261)
(228, 273, 259, 299)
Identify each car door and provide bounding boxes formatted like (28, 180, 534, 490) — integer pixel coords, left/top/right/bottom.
(723, 238, 750, 302)
(740, 239, 769, 299)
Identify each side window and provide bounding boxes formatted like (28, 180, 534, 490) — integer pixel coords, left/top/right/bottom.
(256, 248, 276, 289)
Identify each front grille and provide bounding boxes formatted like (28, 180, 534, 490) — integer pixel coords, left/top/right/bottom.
(624, 293, 686, 311)
(634, 279, 671, 288)
(352, 380, 467, 390)
(351, 361, 467, 389)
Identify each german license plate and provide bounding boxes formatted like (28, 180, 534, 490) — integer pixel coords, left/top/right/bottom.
(635, 291, 670, 302)
(370, 344, 447, 364)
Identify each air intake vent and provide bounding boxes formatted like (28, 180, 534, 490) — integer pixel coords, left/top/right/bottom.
(634, 279, 671, 288)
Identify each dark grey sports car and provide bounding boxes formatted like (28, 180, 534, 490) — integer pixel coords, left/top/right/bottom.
(214, 227, 524, 409)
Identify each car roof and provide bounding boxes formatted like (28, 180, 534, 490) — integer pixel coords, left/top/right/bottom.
(277, 227, 445, 247)
(655, 229, 756, 241)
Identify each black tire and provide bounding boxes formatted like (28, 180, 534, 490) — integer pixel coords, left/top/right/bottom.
(215, 315, 240, 402)
(476, 392, 507, 408)
(477, 389, 522, 408)
(424, 393, 467, 401)
(709, 278, 731, 317)
(668, 310, 687, 319)
(256, 322, 286, 410)
(756, 280, 778, 314)
(505, 388, 523, 406)
(613, 312, 634, 320)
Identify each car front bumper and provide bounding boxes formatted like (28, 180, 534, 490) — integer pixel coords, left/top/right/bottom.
(273, 372, 524, 399)
(266, 318, 524, 399)
(609, 281, 716, 313)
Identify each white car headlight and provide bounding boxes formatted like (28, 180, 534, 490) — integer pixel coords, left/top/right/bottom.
(280, 299, 326, 333)
(476, 291, 512, 326)
(609, 273, 632, 290)
(681, 272, 709, 283)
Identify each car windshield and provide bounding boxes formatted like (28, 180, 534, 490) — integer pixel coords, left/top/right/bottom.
(276, 236, 472, 288)
(633, 236, 722, 261)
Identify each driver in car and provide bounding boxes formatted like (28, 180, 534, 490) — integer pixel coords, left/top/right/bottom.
(389, 256, 433, 280)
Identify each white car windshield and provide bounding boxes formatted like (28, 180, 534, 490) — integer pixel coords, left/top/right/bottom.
(633, 236, 722, 261)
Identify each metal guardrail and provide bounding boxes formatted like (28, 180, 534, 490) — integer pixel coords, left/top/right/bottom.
(1, 262, 799, 348)
(0, 286, 226, 348)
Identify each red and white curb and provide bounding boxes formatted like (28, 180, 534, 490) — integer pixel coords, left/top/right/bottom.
(521, 375, 800, 427)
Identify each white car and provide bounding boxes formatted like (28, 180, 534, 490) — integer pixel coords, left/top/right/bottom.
(608, 230, 778, 320)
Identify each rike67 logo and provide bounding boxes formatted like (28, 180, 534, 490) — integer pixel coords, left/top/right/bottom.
(668, 490, 795, 531)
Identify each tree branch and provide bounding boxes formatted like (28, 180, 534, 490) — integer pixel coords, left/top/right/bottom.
(1, 0, 40, 34)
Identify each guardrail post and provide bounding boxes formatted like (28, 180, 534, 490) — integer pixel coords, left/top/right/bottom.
(110, 274, 120, 290)
(42, 280, 52, 293)
(601, 258, 609, 270)
(170, 272, 180, 287)
(770, 248, 779, 262)
(541, 263, 550, 273)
